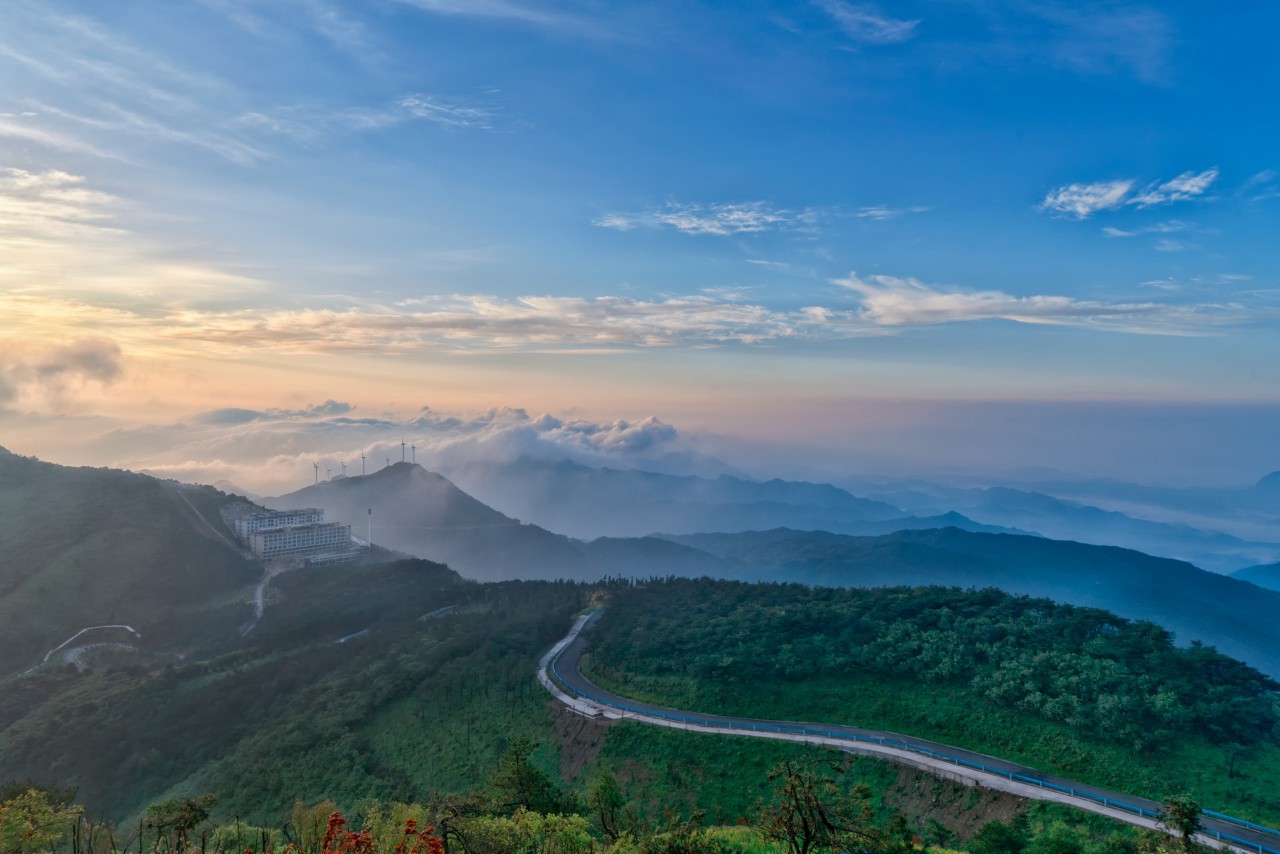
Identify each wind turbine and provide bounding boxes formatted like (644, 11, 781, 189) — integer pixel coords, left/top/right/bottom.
(411, 444, 416, 465)
(400, 438, 406, 463)
(341, 462, 347, 477)
(313, 462, 319, 485)
(361, 452, 366, 476)
(325, 466, 332, 481)
(385, 456, 390, 469)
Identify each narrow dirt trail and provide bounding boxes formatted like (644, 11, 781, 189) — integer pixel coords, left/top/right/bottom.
(240, 558, 302, 636)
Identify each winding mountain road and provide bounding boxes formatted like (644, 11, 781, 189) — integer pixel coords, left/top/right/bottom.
(23, 625, 142, 675)
(540, 611, 1280, 854)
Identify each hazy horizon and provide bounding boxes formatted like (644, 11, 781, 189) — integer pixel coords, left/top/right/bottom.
(3, 398, 1278, 498)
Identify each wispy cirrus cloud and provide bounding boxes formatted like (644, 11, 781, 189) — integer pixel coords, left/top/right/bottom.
(1034, 7, 1171, 84)
(855, 204, 929, 220)
(160, 294, 861, 351)
(1, 4, 500, 168)
(391, 0, 595, 34)
(0, 7, 269, 164)
(813, 0, 920, 44)
(1039, 179, 1134, 219)
(833, 273, 1246, 335)
(348, 94, 499, 131)
(1130, 168, 1219, 208)
(1102, 220, 1190, 238)
(595, 201, 820, 236)
(0, 166, 269, 313)
(1242, 169, 1278, 201)
(46, 100, 270, 165)
(199, 0, 375, 57)
(240, 93, 503, 144)
(0, 167, 124, 238)
(0, 114, 117, 159)
(1041, 168, 1218, 219)
(8, 272, 1262, 373)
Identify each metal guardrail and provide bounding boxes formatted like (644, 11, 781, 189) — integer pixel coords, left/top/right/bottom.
(548, 631, 1280, 854)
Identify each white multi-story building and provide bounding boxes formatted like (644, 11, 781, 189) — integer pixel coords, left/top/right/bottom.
(234, 508, 324, 540)
(229, 507, 358, 561)
(246, 521, 353, 559)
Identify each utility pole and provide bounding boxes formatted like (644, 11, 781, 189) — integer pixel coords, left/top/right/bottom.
(367, 507, 372, 548)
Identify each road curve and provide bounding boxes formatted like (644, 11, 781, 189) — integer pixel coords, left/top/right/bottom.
(541, 610, 1280, 854)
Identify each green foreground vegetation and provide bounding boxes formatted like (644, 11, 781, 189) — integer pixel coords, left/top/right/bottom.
(2, 742, 1212, 854)
(5, 555, 1277, 853)
(582, 579, 1280, 826)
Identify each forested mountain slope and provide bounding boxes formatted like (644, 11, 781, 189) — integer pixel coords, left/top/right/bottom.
(0, 557, 584, 823)
(582, 578, 1280, 825)
(664, 527, 1280, 678)
(0, 448, 259, 676)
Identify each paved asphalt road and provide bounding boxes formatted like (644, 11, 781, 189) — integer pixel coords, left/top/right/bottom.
(550, 611, 1280, 854)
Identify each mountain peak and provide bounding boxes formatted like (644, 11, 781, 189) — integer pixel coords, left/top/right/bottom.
(268, 461, 519, 532)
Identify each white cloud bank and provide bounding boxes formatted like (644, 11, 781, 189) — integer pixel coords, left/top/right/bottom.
(73, 405, 690, 496)
(0, 339, 122, 407)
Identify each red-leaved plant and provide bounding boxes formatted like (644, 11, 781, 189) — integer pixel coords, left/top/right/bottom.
(320, 811, 442, 854)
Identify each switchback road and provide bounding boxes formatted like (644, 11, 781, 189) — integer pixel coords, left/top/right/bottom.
(540, 611, 1280, 854)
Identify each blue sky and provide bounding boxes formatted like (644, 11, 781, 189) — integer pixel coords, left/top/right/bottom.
(1, 0, 1278, 483)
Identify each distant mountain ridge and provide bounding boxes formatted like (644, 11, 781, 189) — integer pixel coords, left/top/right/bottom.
(265, 463, 732, 581)
(948, 486, 1277, 574)
(840, 478, 1280, 573)
(1234, 562, 1280, 592)
(437, 457, 1013, 540)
